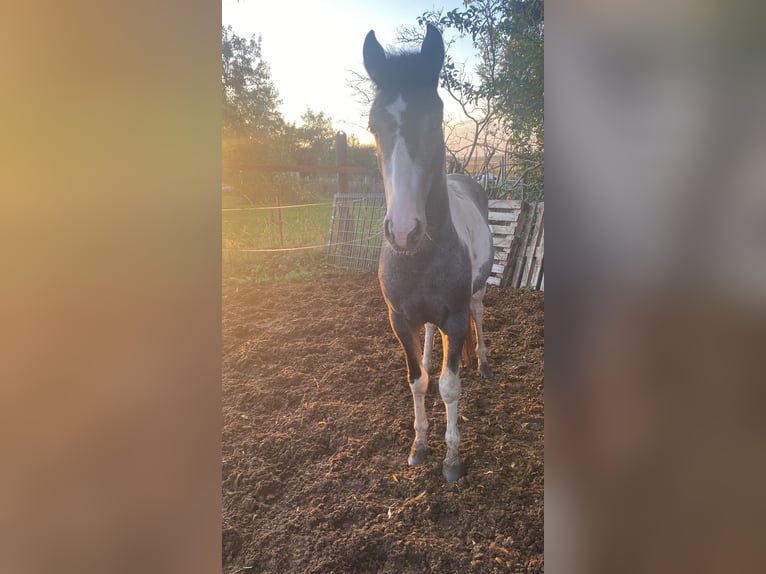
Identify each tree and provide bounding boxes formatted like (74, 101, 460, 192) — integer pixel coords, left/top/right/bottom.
(496, 0, 543, 147)
(222, 26, 290, 202)
(291, 108, 336, 166)
(221, 26, 283, 143)
(428, 0, 544, 199)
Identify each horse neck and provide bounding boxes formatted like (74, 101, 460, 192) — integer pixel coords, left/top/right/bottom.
(425, 168, 452, 242)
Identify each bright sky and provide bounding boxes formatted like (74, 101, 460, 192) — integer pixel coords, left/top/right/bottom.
(221, 0, 479, 145)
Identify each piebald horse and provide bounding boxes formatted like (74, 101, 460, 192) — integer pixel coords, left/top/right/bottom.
(363, 24, 494, 482)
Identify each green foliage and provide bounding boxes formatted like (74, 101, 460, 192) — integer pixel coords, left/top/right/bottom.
(498, 0, 544, 148)
(345, 141, 378, 173)
(428, 0, 543, 144)
(221, 200, 335, 284)
(289, 108, 336, 166)
(222, 201, 332, 251)
(221, 26, 284, 142)
(421, 0, 544, 199)
(222, 25, 288, 203)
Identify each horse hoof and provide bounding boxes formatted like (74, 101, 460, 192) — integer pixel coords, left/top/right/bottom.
(408, 445, 429, 466)
(480, 363, 493, 378)
(442, 460, 465, 482)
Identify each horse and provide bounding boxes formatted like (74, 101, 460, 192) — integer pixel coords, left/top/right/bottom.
(363, 23, 494, 482)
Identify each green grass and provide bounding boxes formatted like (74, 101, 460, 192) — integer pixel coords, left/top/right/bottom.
(222, 202, 332, 251)
(222, 198, 336, 283)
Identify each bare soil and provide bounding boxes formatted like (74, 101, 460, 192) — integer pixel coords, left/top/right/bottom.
(222, 272, 544, 573)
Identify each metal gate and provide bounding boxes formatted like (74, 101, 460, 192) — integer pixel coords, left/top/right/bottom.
(326, 193, 385, 271)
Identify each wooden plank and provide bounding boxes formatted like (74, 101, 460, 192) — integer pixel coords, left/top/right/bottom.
(508, 202, 534, 287)
(487, 211, 521, 222)
(532, 258, 544, 290)
(489, 223, 517, 235)
(488, 199, 524, 210)
(486, 200, 544, 290)
(493, 237, 516, 249)
(531, 216, 544, 278)
(528, 206, 545, 288)
(521, 203, 544, 288)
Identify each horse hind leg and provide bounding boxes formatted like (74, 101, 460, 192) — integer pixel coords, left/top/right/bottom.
(422, 322, 436, 373)
(460, 314, 478, 369)
(470, 287, 493, 378)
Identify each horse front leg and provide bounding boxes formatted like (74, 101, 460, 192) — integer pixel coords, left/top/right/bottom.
(389, 311, 430, 466)
(439, 313, 469, 482)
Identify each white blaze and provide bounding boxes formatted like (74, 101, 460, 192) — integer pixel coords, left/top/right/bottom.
(382, 96, 426, 249)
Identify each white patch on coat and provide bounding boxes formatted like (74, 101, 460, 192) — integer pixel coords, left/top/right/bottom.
(422, 322, 436, 372)
(446, 176, 494, 291)
(410, 369, 429, 450)
(385, 96, 407, 126)
(438, 369, 462, 463)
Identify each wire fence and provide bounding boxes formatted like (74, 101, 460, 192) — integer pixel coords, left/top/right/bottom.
(326, 194, 386, 271)
(222, 190, 542, 288)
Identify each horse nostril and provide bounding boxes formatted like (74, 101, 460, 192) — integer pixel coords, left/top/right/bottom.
(408, 218, 425, 247)
(384, 218, 393, 241)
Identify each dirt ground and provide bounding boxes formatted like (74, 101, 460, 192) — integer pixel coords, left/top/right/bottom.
(222, 271, 544, 573)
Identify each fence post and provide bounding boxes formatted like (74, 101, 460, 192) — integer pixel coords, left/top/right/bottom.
(335, 131, 348, 195)
(275, 195, 284, 248)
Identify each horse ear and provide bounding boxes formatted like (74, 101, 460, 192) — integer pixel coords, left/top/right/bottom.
(421, 24, 445, 86)
(363, 30, 387, 87)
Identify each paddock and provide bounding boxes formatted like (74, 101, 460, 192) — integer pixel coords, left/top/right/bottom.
(222, 272, 543, 573)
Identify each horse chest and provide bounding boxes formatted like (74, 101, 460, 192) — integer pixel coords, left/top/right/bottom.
(379, 247, 472, 324)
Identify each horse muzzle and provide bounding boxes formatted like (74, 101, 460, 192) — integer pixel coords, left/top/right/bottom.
(384, 217, 425, 253)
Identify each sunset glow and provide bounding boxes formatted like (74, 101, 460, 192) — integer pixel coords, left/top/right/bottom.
(222, 0, 478, 145)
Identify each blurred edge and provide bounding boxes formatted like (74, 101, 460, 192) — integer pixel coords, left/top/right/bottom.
(547, 0, 766, 572)
(3, 0, 766, 572)
(0, 2, 221, 573)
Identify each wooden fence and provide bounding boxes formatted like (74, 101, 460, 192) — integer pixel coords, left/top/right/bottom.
(486, 200, 544, 290)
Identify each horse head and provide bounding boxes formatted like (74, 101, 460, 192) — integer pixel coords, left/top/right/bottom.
(363, 24, 446, 253)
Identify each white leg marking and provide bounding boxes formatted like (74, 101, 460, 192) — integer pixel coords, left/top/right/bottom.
(410, 368, 429, 453)
(423, 323, 436, 372)
(438, 368, 462, 466)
